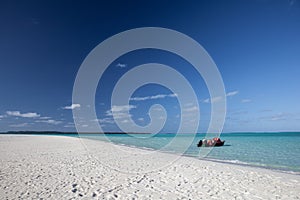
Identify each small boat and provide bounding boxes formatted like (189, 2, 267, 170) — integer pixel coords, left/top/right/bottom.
(197, 138, 225, 147)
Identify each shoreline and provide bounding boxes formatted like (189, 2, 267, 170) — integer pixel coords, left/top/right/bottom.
(78, 134, 300, 175)
(2, 133, 300, 174)
(1, 134, 300, 199)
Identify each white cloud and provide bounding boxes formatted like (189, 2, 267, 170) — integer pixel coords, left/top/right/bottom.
(158, 116, 166, 120)
(106, 105, 136, 119)
(100, 105, 137, 124)
(271, 116, 285, 121)
(184, 102, 194, 107)
(130, 93, 177, 101)
(10, 123, 29, 127)
(226, 90, 239, 97)
(183, 106, 199, 112)
(110, 105, 136, 113)
(270, 113, 288, 121)
(202, 91, 238, 103)
(203, 96, 223, 103)
(36, 119, 62, 125)
(241, 99, 252, 103)
(260, 112, 291, 121)
(121, 119, 129, 123)
(230, 110, 248, 115)
(211, 96, 223, 103)
(63, 104, 81, 110)
(39, 116, 51, 119)
(108, 112, 131, 120)
(95, 118, 115, 124)
(181, 104, 200, 120)
(260, 109, 273, 113)
(64, 122, 75, 128)
(203, 98, 210, 103)
(6, 111, 40, 118)
(64, 124, 74, 128)
(116, 63, 127, 68)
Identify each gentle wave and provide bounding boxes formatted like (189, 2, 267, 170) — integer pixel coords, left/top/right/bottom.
(49, 132, 300, 173)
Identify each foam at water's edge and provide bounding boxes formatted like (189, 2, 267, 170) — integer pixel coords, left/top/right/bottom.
(199, 157, 300, 175)
(15, 133, 300, 174)
(80, 136, 300, 175)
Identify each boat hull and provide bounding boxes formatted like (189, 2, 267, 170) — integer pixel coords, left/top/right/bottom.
(197, 140, 225, 147)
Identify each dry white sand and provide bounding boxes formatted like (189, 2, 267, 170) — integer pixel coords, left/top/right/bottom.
(0, 135, 299, 200)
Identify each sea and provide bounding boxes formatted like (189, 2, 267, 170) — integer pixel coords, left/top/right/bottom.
(76, 132, 300, 174)
(12, 132, 300, 173)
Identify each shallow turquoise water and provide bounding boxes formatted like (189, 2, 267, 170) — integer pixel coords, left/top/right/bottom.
(79, 132, 300, 173)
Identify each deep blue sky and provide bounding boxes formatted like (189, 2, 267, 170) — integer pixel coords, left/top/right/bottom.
(0, 0, 299, 132)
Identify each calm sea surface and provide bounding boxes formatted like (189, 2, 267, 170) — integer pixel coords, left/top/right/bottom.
(20, 132, 300, 173)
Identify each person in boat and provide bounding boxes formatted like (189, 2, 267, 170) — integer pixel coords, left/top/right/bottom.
(197, 137, 224, 147)
(197, 139, 212, 147)
(207, 139, 212, 146)
(213, 137, 221, 143)
(197, 140, 203, 147)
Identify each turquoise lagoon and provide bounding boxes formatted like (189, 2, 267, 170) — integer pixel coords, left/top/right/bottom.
(77, 132, 300, 173)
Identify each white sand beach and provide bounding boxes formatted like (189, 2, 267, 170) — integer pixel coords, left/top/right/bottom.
(0, 135, 299, 199)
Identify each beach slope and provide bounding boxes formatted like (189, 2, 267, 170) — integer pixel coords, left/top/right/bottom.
(0, 135, 299, 199)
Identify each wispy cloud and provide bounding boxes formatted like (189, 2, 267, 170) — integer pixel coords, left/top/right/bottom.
(181, 104, 200, 120)
(109, 105, 136, 113)
(105, 105, 136, 121)
(212, 96, 223, 103)
(183, 106, 199, 112)
(260, 109, 273, 113)
(229, 110, 248, 115)
(120, 119, 130, 123)
(270, 113, 289, 121)
(202, 91, 238, 103)
(36, 119, 62, 125)
(116, 63, 127, 68)
(64, 122, 75, 128)
(203, 96, 223, 103)
(63, 104, 81, 110)
(184, 102, 194, 107)
(10, 123, 29, 127)
(39, 116, 51, 119)
(130, 93, 177, 101)
(226, 90, 239, 97)
(94, 118, 115, 124)
(203, 98, 210, 103)
(241, 99, 252, 103)
(260, 112, 291, 121)
(270, 116, 285, 121)
(6, 111, 40, 118)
